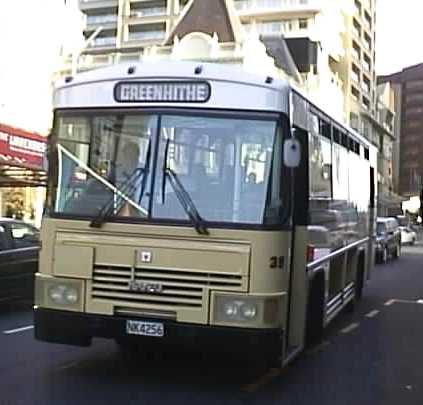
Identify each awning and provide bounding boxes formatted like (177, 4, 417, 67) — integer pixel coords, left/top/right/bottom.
(0, 123, 47, 187)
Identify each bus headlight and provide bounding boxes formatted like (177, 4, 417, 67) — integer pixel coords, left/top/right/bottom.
(213, 293, 284, 327)
(35, 274, 84, 312)
(216, 297, 258, 322)
(221, 301, 258, 320)
(240, 303, 257, 319)
(48, 285, 79, 305)
(214, 295, 261, 324)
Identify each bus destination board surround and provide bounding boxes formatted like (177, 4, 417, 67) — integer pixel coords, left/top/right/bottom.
(114, 81, 211, 103)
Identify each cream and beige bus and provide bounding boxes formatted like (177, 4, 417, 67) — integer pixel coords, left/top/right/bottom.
(34, 61, 377, 367)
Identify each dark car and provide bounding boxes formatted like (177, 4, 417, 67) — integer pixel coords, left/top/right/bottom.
(0, 219, 40, 303)
(375, 217, 401, 264)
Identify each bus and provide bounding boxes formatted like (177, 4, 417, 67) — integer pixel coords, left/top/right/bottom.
(34, 61, 377, 367)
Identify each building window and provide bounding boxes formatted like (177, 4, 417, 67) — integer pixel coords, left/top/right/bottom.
(364, 11, 372, 30)
(406, 80, 423, 89)
(363, 54, 371, 71)
(353, 18, 361, 37)
(351, 63, 360, 82)
(407, 121, 420, 129)
(406, 107, 423, 117)
(406, 93, 423, 103)
(351, 86, 360, 102)
(89, 37, 117, 48)
(362, 96, 370, 110)
(352, 41, 361, 60)
(130, 6, 167, 18)
(362, 76, 371, 94)
(299, 18, 308, 29)
(258, 20, 283, 34)
(354, 0, 362, 15)
(86, 14, 117, 25)
(363, 32, 372, 51)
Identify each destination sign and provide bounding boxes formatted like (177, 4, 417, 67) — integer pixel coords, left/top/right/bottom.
(114, 81, 211, 103)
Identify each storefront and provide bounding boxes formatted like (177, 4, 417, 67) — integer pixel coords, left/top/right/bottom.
(0, 123, 47, 226)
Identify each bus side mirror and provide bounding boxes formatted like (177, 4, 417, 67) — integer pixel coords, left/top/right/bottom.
(284, 138, 301, 168)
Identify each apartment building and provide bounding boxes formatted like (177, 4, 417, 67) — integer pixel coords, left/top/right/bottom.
(74, 1, 376, 120)
(379, 63, 423, 197)
(233, 0, 377, 131)
(72, 0, 184, 71)
(374, 81, 402, 214)
(72, 1, 376, 122)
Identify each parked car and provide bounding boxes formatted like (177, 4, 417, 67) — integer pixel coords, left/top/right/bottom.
(400, 226, 417, 245)
(0, 219, 40, 303)
(375, 217, 401, 264)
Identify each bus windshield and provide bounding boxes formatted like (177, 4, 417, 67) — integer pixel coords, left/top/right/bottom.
(50, 111, 285, 227)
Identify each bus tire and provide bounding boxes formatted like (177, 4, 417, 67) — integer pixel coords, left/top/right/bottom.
(305, 271, 325, 347)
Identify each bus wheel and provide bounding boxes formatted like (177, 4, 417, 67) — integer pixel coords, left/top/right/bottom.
(305, 272, 325, 347)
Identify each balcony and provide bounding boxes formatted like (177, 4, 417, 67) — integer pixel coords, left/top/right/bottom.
(85, 14, 118, 31)
(233, 0, 323, 18)
(87, 36, 117, 48)
(79, 0, 119, 11)
(127, 30, 166, 44)
(130, 6, 167, 18)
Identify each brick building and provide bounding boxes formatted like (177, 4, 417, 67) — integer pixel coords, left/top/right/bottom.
(379, 63, 423, 197)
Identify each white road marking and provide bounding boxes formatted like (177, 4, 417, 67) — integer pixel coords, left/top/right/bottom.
(383, 298, 423, 306)
(365, 310, 380, 318)
(3, 325, 34, 335)
(306, 340, 330, 356)
(395, 299, 423, 305)
(340, 322, 360, 334)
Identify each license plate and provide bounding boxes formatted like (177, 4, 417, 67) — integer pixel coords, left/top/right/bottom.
(126, 320, 164, 337)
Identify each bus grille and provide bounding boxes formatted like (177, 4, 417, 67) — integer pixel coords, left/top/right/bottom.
(91, 265, 244, 309)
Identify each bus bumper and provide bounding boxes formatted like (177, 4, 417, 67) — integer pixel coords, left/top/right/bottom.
(34, 308, 283, 356)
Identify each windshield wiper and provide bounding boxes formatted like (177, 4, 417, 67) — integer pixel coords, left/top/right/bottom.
(90, 167, 146, 228)
(90, 139, 152, 228)
(161, 139, 209, 235)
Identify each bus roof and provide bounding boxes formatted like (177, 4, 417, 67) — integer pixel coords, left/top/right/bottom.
(56, 61, 289, 93)
(54, 61, 291, 113)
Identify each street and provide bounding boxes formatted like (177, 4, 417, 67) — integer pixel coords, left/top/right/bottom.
(1, 239, 423, 405)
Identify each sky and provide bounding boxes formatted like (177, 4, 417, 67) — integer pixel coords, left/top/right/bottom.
(375, 1, 423, 75)
(0, 0, 422, 134)
(0, 0, 83, 134)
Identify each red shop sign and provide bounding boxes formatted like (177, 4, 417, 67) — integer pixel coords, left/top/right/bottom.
(0, 123, 47, 169)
